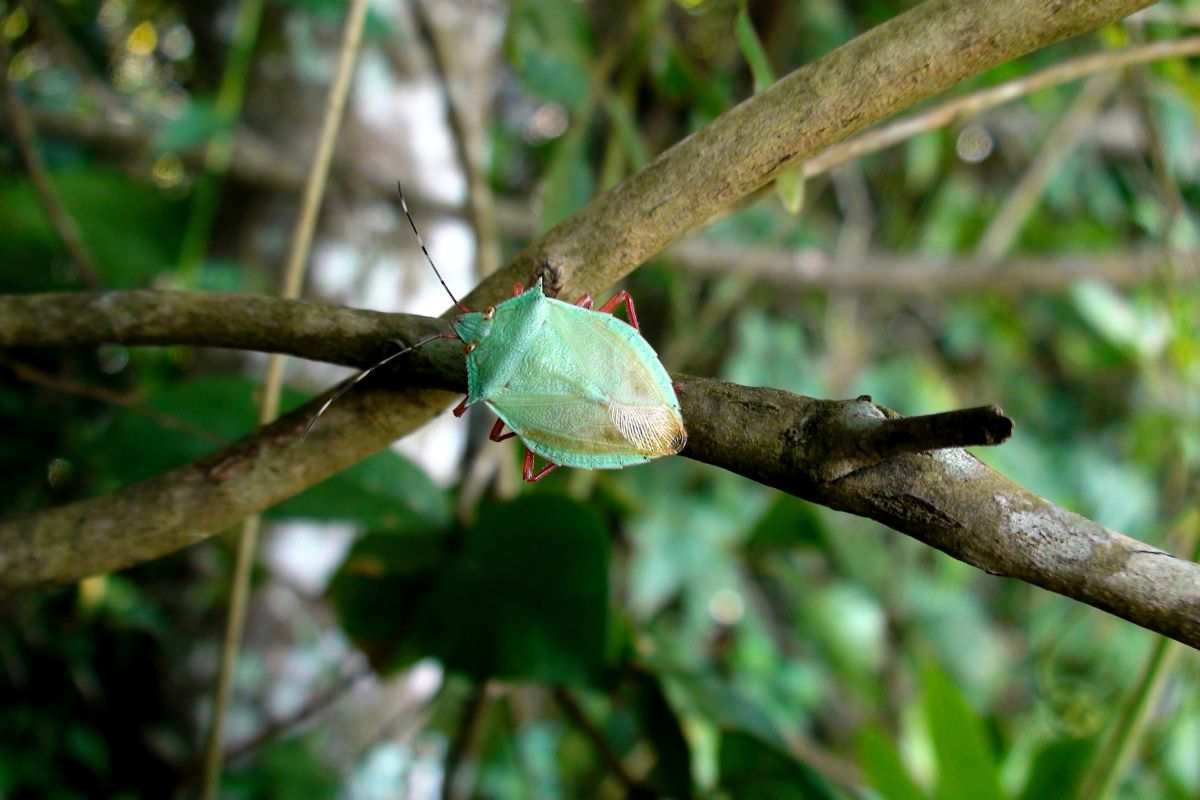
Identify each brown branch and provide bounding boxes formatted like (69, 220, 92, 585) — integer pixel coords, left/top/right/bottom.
(1, 291, 1197, 650)
(4, 2, 1194, 652)
(665, 242, 1196, 294)
(975, 72, 1119, 261)
(849, 403, 1014, 466)
(803, 35, 1200, 180)
(0, 290, 453, 373)
(0, 33, 101, 287)
(19, 37, 1199, 271)
(473, 0, 1161, 313)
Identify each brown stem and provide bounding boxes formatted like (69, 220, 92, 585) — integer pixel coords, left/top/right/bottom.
(0, 33, 101, 287)
(0, 298, 1196, 649)
(3, 2, 1192, 653)
(553, 687, 642, 794)
(853, 404, 1015, 463)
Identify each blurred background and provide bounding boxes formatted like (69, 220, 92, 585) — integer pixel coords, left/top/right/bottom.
(1, 0, 1198, 797)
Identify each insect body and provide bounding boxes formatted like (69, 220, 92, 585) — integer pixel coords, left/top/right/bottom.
(307, 184, 687, 482)
(451, 279, 687, 482)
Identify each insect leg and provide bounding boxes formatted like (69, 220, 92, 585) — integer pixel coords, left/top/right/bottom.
(453, 397, 469, 417)
(512, 282, 524, 296)
(522, 449, 557, 482)
(598, 290, 640, 331)
(489, 417, 518, 442)
(574, 293, 593, 309)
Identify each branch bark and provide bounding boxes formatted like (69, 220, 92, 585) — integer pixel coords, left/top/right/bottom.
(1, 292, 1197, 649)
(5, 0, 1188, 650)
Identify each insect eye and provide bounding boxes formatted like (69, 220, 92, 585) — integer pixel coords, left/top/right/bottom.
(483, 306, 495, 320)
(464, 342, 477, 354)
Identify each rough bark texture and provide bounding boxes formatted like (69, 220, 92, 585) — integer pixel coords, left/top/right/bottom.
(2, 293, 1198, 650)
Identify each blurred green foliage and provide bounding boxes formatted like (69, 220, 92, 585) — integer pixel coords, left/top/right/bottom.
(1, 0, 1198, 797)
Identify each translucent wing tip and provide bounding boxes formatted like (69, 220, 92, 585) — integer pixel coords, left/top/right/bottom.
(608, 403, 688, 456)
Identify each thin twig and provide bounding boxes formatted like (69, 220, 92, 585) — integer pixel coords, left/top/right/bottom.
(222, 662, 371, 766)
(22, 38, 1200, 268)
(975, 72, 1120, 261)
(553, 687, 643, 794)
(665, 242, 1195, 294)
(411, 0, 502, 278)
(201, 1, 371, 795)
(804, 36, 1200, 180)
(854, 404, 1014, 461)
(0, 33, 100, 287)
(441, 682, 490, 800)
(1076, 520, 1199, 799)
(0, 355, 224, 444)
(176, 0, 266, 283)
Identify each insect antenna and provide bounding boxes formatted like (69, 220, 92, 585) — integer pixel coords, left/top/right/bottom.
(303, 332, 450, 439)
(397, 182, 470, 315)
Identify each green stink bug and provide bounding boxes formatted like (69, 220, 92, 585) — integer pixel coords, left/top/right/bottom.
(309, 185, 687, 482)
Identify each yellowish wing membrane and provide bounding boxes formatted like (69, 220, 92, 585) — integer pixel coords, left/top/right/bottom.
(607, 401, 687, 456)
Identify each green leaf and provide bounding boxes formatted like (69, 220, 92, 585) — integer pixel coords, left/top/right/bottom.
(775, 166, 806, 215)
(541, 126, 594, 230)
(516, 47, 592, 112)
(1018, 737, 1094, 800)
(332, 496, 612, 685)
(508, 0, 592, 112)
(413, 495, 611, 684)
(1070, 281, 1171, 361)
(0, 167, 186, 291)
(733, 7, 805, 215)
(921, 658, 1005, 800)
(734, 8, 775, 93)
(627, 668, 694, 798)
(89, 376, 259, 486)
(665, 670, 785, 750)
(743, 493, 827, 553)
(328, 528, 448, 661)
(271, 449, 450, 530)
(603, 93, 649, 171)
(718, 729, 839, 800)
(857, 724, 929, 800)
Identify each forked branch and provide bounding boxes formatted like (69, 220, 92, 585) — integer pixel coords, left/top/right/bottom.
(0, 292, 1197, 649)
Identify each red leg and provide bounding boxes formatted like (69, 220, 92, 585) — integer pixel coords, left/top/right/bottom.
(523, 449, 557, 482)
(512, 282, 524, 296)
(453, 396, 469, 417)
(489, 417, 518, 442)
(575, 293, 593, 309)
(597, 290, 640, 331)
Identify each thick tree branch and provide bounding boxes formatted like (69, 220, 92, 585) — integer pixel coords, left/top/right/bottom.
(476, 0, 1158, 309)
(5, 1, 1189, 651)
(0, 290, 451, 373)
(2, 292, 1198, 649)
